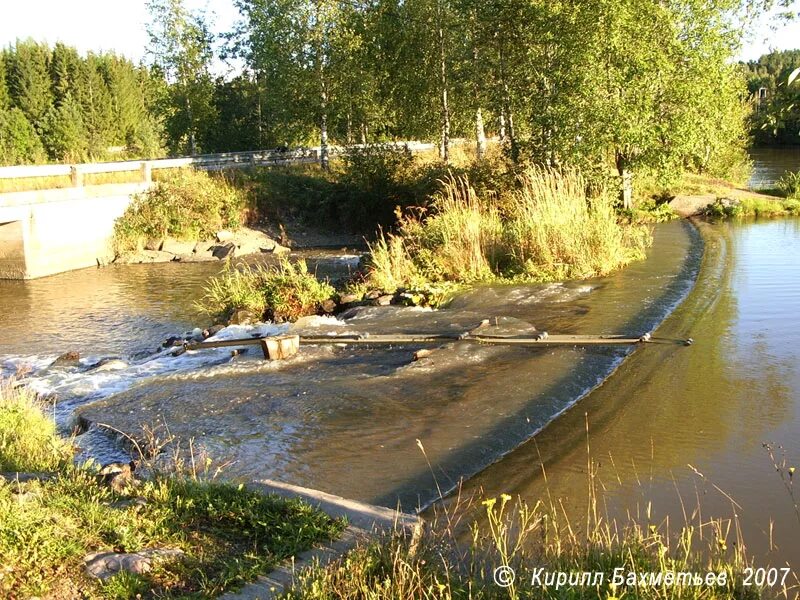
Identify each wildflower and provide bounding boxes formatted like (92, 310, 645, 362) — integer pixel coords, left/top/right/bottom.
(482, 498, 497, 510)
(789, 466, 795, 479)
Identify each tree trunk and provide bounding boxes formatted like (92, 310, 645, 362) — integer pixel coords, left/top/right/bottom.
(185, 94, 195, 155)
(476, 107, 486, 161)
(616, 151, 633, 209)
(320, 84, 329, 170)
(499, 112, 506, 142)
(497, 45, 517, 162)
(437, 0, 450, 163)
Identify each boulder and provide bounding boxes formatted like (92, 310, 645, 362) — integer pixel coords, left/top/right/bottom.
(161, 238, 198, 255)
(338, 293, 361, 305)
(229, 308, 257, 325)
(98, 462, 137, 493)
(91, 359, 128, 373)
(175, 251, 217, 263)
(52, 351, 81, 367)
(273, 243, 291, 255)
(211, 243, 236, 260)
(374, 294, 394, 306)
(144, 238, 163, 251)
(321, 299, 337, 314)
(84, 548, 184, 580)
(216, 230, 235, 242)
(203, 324, 226, 339)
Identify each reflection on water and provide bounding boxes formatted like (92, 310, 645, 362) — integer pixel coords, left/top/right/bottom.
(749, 146, 800, 189)
(0, 222, 699, 513)
(455, 218, 800, 568)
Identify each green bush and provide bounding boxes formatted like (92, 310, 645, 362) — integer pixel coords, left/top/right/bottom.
(199, 258, 335, 322)
(113, 169, 248, 252)
(0, 379, 73, 472)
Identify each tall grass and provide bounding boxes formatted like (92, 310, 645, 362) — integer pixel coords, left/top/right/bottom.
(367, 168, 652, 289)
(198, 258, 336, 322)
(0, 378, 72, 472)
(286, 439, 794, 600)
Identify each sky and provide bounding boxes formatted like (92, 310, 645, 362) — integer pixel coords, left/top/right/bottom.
(0, 0, 799, 66)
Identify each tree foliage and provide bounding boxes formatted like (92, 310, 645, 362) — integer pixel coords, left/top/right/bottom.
(0, 40, 163, 166)
(744, 49, 800, 145)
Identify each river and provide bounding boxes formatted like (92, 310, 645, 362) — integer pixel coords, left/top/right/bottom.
(1, 154, 798, 570)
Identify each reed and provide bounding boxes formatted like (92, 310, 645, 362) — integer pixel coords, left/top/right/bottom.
(367, 167, 652, 289)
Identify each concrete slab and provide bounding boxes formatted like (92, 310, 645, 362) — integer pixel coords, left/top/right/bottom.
(221, 479, 423, 600)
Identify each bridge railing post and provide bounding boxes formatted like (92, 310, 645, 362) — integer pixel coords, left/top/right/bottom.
(70, 166, 83, 187)
(140, 161, 152, 183)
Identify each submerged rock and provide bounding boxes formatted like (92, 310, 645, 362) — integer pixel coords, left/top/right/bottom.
(90, 358, 128, 373)
(52, 351, 81, 367)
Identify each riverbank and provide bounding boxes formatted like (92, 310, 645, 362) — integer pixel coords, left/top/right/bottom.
(0, 378, 344, 598)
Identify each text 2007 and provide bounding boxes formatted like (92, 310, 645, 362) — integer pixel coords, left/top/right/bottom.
(743, 568, 791, 587)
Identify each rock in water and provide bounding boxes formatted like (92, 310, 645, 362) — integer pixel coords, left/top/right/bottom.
(211, 242, 236, 260)
(52, 351, 81, 367)
(91, 359, 128, 373)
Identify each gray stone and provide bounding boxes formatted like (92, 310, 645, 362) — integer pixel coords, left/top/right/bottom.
(84, 548, 184, 580)
(365, 290, 382, 300)
(216, 230, 235, 242)
(144, 238, 163, 251)
(338, 293, 361, 305)
(259, 239, 277, 252)
(211, 243, 236, 260)
(91, 359, 128, 373)
(52, 350, 81, 367)
(175, 251, 217, 263)
(374, 294, 394, 306)
(161, 238, 198, 255)
(115, 250, 175, 264)
(99, 462, 137, 493)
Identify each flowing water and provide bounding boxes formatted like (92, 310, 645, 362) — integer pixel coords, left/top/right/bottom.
(455, 218, 800, 570)
(0, 222, 699, 512)
(1, 155, 798, 568)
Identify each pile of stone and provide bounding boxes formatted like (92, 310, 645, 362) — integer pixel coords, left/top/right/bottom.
(115, 228, 291, 265)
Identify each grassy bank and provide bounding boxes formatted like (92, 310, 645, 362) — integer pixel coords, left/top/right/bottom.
(113, 169, 250, 253)
(0, 378, 343, 599)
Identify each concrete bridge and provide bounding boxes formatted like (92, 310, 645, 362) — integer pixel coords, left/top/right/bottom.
(0, 142, 445, 280)
(0, 181, 151, 279)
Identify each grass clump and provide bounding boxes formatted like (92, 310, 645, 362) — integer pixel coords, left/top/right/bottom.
(0, 377, 344, 598)
(113, 169, 248, 252)
(777, 170, 800, 199)
(703, 196, 800, 219)
(366, 167, 652, 289)
(199, 258, 335, 323)
(0, 378, 73, 472)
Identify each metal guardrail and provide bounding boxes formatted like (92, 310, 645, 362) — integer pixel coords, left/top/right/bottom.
(0, 141, 444, 185)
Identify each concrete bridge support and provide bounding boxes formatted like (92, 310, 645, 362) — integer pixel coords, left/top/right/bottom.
(0, 183, 151, 279)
